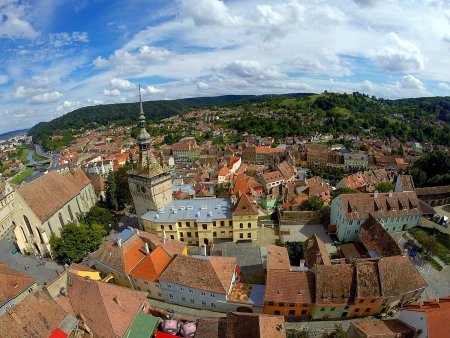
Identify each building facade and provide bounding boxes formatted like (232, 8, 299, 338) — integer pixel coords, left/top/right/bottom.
(13, 169, 96, 256)
(0, 180, 15, 239)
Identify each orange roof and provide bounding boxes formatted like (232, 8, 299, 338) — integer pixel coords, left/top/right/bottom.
(404, 297, 450, 338)
(266, 245, 290, 271)
(233, 173, 250, 195)
(123, 238, 147, 273)
(218, 166, 230, 177)
(232, 193, 258, 216)
(255, 147, 284, 154)
(130, 246, 172, 281)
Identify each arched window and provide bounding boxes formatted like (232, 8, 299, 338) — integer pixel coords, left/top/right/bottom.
(36, 227, 44, 244)
(58, 212, 64, 228)
(248, 222, 252, 228)
(20, 227, 28, 243)
(169, 225, 173, 230)
(47, 221, 54, 236)
(23, 215, 33, 235)
(68, 205, 74, 222)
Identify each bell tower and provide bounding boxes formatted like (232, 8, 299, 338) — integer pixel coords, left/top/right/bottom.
(128, 86, 173, 217)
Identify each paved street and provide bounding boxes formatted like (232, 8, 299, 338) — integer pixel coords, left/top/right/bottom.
(0, 236, 64, 285)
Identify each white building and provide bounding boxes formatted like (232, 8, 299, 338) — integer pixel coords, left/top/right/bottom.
(0, 180, 15, 239)
(330, 191, 421, 242)
(83, 160, 114, 176)
(159, 255, 237, 312)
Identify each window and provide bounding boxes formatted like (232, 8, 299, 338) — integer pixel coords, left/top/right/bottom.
(248, 223, 251, 228)
(331, 307, 335, 312)
(170, 235, 174, 239)
(47, 221, 54, 235)
(274, 310, 280, 315)
(320, 308, 325, 312)
(365, 308, 370, 313)
(68, 205, 74, 222)
(201, 292, 206, 296)
(169, 294, 173, 298)
(213, 221, 216, 227)
(213, 232, 217, 237)
(354, 229, 358, 234)
(359, 299, 364, 304)
(229, 231, 233, 237)
(344, 306, 350, 310)
(289, 310, 295, 315)
(221, 221, 225, 227)
(186, 222, 190, 227)
(229, 221, 233, 226)
(370, 299, 375, 304)
(144, 281, 148, 285)
(180, 287, 184, 291)
(210, 293, 215, 297)
(239, 223, 243, 228)
(268, 301, 274, 306)
(355, 308, 360, 313)
(189, 289, 193, 293)
(195, 232, 198, 237)
(289, 303, 295, 307)
(169, 225, 173, 230)
(23, 215, 33, 235)
(301, 310, 307, 315)
(303, 303, 309, 307)
(178, 222, 182, 227)
(161, 225, 164, 230)
(202, 224, 207, 230)
(182, 297, 186, 302)
(187, 232, 192, 238)
(191, 299, 195, 303)
(167, 284, 172, 289)
(179, 232, 184, 237)
(239, 233, 243, 239)
(211, 303, 216, 308)
(247, 233, 251, 238)
(279, 302, 285, 307)
(202, 301, 206, 306)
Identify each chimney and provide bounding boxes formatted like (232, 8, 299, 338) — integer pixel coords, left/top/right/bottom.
(144, 242, 150, 254)
(117, 238, 122, 247)
(389, 190, 393, 197)
(113, 296, 121, 307)
(374, 191, 378, 199)
(136, 229, 140, 235)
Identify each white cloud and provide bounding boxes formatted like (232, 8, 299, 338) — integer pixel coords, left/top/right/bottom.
(56, 100, 81, 112)
(353, 0, 377, 8)
(0, 74, 9, 85)
(93, 45, 170, 70)
(110, 78, 136, 90)
(370, 32, 425, 72)
(438, 82, 450, 90)
(400, 75, 425, 90)
(179, 0, 241, 26)
(292, 50, 351, 77)
(215, 60, 284, 83)
(361, 80, 375, 92)
(28, 91, 62, 104)
(14, 85, 40, 98)
(31, 75, 50, 87)
(0, 1, 39, 38)
(103, 89, 121, 96)
(12, 112, 26, 118)
(144, 85, 164, 94)
(196, 81, 210, 90)
(48, 31, 89, 47)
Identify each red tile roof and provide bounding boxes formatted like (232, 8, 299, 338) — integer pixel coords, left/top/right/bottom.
(265, 270, 314, 304)
(315, 264, 355, 305)
(130, 246, 172, 281)
(232, 193, 258, 216)
(0, 262, 36, 306)
(303, 235, 331, 268)
(266, 245, 291, 271)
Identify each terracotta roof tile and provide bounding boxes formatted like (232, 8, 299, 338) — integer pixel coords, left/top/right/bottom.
(226, 312, 286, 338)
(315, 264, 355, 305)
(17, 169, 91, 222)
(266, 245, 291, 271)
(378, 256, 427, 297)
(355, 261, 381, 299)
(359, 215, 402, 258)
(265, 270, 314, 304)
(0, 262, 36, 306)
(232, 193, 258, 216)
(67, 272, 148, 337)
(130, 246, 172, 281)
(303, 235, 331, 268)
(159, 255, 236, 294)
(350, 319, 414, 338)
(161, 240, 187, 257)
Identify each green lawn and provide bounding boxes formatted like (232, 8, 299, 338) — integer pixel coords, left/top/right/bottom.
(20, 147, 30, 165)
(10, 167, 33, 185)
(32, 151, 48, 162)
(409, 227, 450, 265)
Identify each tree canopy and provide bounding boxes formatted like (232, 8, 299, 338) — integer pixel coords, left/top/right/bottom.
(375, 182, 395, 193)
(409, 151, 450, 187)
(300, 196, 325, 211)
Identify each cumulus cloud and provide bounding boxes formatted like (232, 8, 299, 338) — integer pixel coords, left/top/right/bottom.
(56, 100, 81, 112)
(93, 45, 170, 70)
(179, 0, 241, 26)
(28, 91, 63, 104)
(0, 1, 39, 38)
(370, 32, 425, 72)
(143, 85, 164, 94)
(361, 80, 375, 92)
(196, 81, 210, 90)
(103, 89, 121, 96)
(292, 50, 351, 77)
(14, 85, 40, 98)
(110, 78, 136, 90)
(215, 60, 284, 83)
(399, 75, 425, 90)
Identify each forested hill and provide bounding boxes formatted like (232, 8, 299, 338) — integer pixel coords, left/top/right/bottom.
(29, 92, 450, 148)
(28, 93, 311, 143)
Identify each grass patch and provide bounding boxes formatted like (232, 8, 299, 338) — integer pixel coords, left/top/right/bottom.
(424, 254, 444, 271)
(409, 227, 450, 265)
(20, 147, 30, 165)
(10, 167, 33, 185)
(32, 151, 48, 162)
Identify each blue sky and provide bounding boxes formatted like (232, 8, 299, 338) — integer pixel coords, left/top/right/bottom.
(0, 0, 450, 134)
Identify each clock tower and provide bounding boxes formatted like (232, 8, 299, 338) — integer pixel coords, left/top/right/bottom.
(128, 86, 173, 216)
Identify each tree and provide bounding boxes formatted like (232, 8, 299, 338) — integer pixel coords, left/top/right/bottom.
(106, 172, 118, 211)
(50, 222, 106, 264)
(82, 205, 113, 232)
(421, 236, 439, 256)
(375, 182, 395, 193)
(331, 187, 358, 198)
(115, 163, 132, 209)
(300, 196, 324, 211)
(284, 241, 303, 266)
(329, 324, 348, 338)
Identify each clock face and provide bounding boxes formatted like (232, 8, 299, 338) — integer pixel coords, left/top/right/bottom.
(141, 186, 146, 193)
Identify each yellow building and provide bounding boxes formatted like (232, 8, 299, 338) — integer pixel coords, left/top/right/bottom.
(141, 194, 259, 246)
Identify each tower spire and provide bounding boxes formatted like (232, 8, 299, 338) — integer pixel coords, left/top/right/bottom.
(137, 85, 151, 146)
(139, 84, 145, 119)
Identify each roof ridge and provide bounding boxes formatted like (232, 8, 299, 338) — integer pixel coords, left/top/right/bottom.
(95, 279, 125, 337)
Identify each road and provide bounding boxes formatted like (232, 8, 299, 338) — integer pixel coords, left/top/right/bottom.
(0, 236, 64, 285)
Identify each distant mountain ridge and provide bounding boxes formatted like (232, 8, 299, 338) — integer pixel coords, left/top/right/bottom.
(28, 93, 313, 142)
(0, 128, 29, 140)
